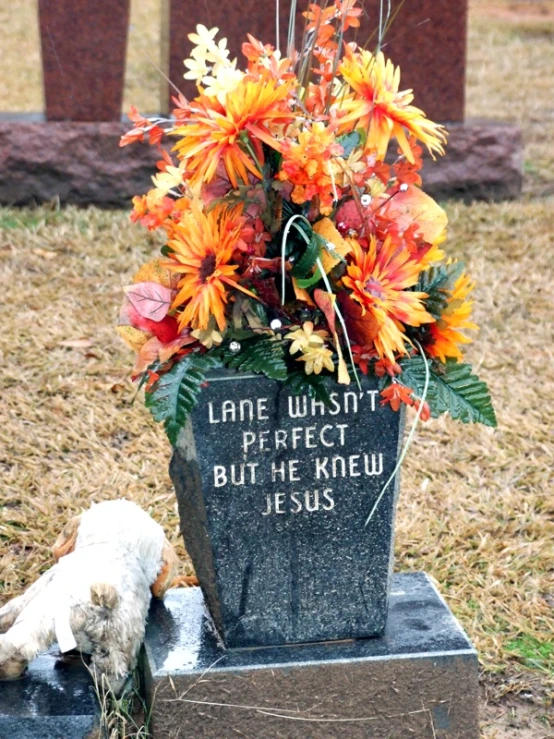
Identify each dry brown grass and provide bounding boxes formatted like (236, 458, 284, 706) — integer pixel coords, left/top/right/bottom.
(1, 1, 553, 737)
(467, 0, 554, 197)
(0, 209, 193, 580)
(1, 196, 552, 737)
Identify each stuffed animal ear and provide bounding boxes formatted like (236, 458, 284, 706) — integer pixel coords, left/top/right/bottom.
(52, 515, 81, 561)
(151, 538, 179, 599)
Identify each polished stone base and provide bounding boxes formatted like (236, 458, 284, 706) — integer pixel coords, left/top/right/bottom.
(0, 116, 521, 206)
(0, 647, 99, 739)
(142, 572, 479, 738)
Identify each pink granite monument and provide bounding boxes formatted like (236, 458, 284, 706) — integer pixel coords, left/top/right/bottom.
(38, 0, 130, 121)
(0, 0, 522, 204)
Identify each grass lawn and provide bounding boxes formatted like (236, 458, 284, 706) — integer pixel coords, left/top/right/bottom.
(1, 1, 553, 737)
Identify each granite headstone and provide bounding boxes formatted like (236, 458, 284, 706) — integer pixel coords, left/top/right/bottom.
(142, 573, 480, 738)
(163, 0, 308, 105)
(170, 370, 404, 649)
(38, 0, 130, 121)
(164, 0, 467, 122)
(365, 0, 468, 122)
(0, 646, 99, 739)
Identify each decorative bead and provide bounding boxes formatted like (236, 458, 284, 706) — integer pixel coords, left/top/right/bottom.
(229, 341, 241, 353)
(360, 194, 372, 207)
(270, 319, 283, 331)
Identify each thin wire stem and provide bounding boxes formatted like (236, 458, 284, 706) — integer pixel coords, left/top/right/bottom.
(364, 340, 430, 527)
(276, 0, 281, 51)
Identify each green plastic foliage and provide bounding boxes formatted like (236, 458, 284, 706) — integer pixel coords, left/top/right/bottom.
(399, 357, 497, 427)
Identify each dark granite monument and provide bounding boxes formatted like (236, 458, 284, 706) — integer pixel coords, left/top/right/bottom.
(142, 573, 480, 738)
(0, 645, 99, 739)
(148, 372, 482, 738)
(170, 371, 404, 648)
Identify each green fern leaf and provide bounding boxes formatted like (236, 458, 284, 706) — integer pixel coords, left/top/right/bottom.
(285, 371, 332, 405)
(218, 336, 288, 381)
(145, 353, 220, 445)
(417, 262, 464, 319)
(398, 357, 497, 427)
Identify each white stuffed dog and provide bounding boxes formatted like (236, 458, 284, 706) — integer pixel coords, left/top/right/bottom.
(0, 499, 178, 693)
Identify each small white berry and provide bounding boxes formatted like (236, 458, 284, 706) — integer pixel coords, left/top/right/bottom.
(360, 194, 372, 207)
(229, 341, 241, 353)
(399, 183, 409, 192)
(270, 318, 283, 331)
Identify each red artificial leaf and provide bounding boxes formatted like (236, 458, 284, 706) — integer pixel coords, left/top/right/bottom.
(158, 333, 197, 364)
(412, 398, 431, 422)
(148, 125, 165, 146)
(337, 291, 380, 346)
(380, 384, 414, 412)
(124, 282, 174, 322)
(145, 371, 160, 392)
(372, 160, 391, 186)
(132, 337, 162, 378)
(314, 289, 336, 334)
(121, 296, 181, 344)
(120, 127, 146, 147)
(172, 93, 191, 122)
(393, 159, 422, 187)
(145, 315, 180, 343)
(128, 105, 150, 127)
(156, 149, 174, 172)
(251, 276, 282, 309)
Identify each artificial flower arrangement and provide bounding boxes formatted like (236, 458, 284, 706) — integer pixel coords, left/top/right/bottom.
(118, 1, 496, 444)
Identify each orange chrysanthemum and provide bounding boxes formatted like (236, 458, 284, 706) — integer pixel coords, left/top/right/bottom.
(338, 48, 447, 162)
(167, 201, 254, 332)
(426, 272, 478, 363)
(278, 122, 344, 215)
(171, 75, 295, 189)
(342, 237, 434, 362)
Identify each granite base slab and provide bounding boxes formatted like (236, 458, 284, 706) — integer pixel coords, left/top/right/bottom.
(0, 646, 99, 739)
(142, 572, 479, 738)
(0, 117, 521, 206)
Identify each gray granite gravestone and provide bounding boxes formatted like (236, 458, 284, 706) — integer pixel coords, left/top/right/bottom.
(0, 645, 99, 739)
(155, 371, 480, 738)
(170, 370, 404, 649)
(142, 573, 480, 738)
